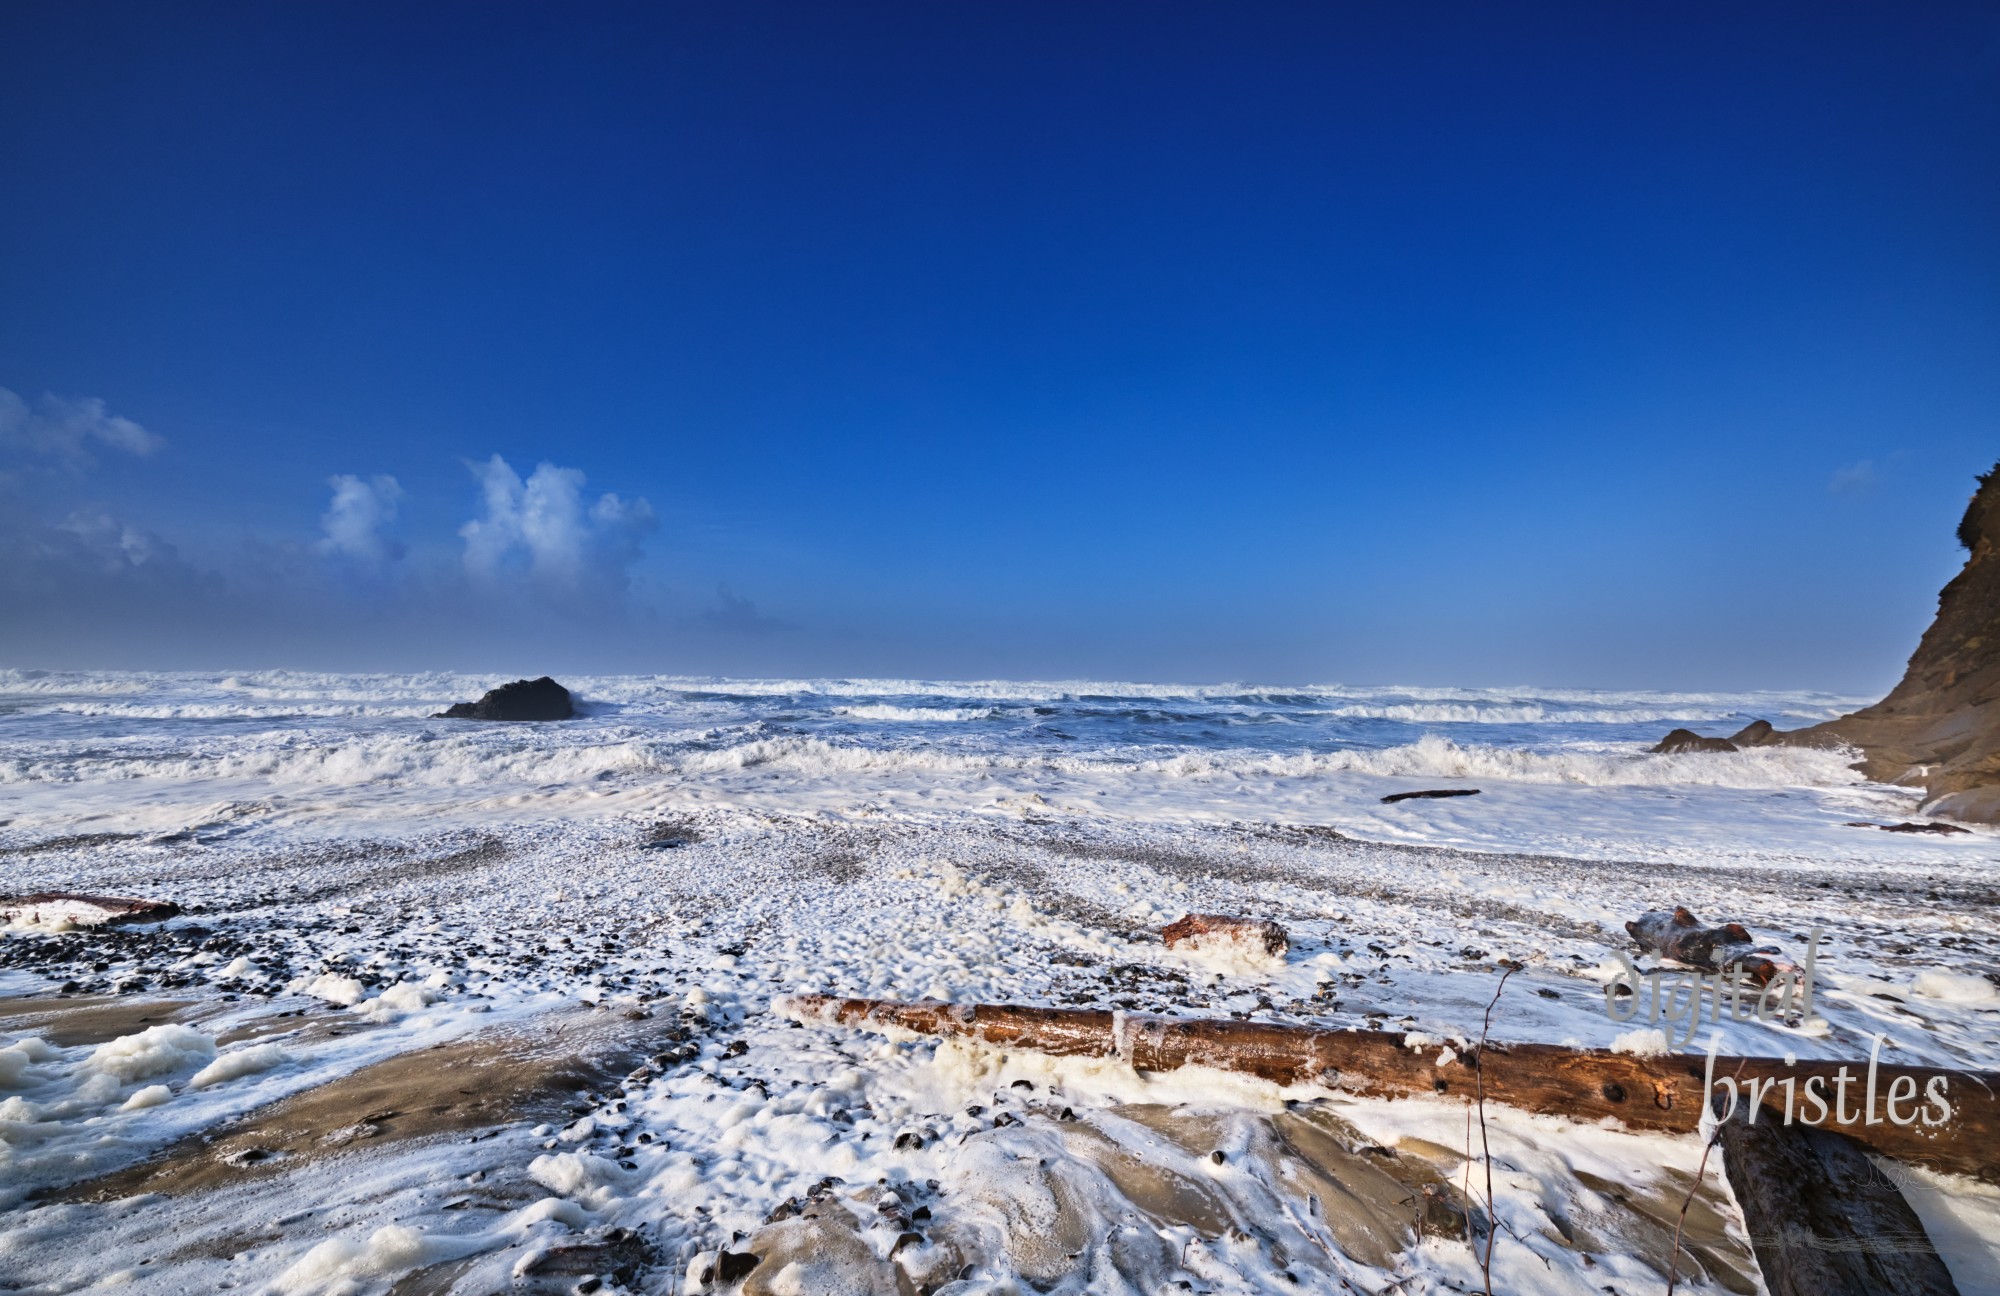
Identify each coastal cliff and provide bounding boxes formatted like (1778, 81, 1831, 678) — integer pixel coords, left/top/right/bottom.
(1779, 463, 2000, 821)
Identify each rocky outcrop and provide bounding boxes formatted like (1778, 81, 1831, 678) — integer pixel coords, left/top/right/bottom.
(434, 676, 575, 721)
(1728, 719, 1777, 747)
(1648, 719, 1781, 754)
(1777, 463, 2000, 822)
(1651, 728, 1740, 754)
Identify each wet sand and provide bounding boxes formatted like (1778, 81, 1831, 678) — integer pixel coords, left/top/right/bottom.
(0, 994, 199, 1048)
(59, 1008, 656, 1203)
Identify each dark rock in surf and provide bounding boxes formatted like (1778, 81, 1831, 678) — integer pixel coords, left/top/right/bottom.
(1728, 719, 1777, 747)
(433, 677, 574, 722)
(514, 1231, 651, 1284)
(712, 1251, 761, 1283)
(1651, 728, 1738, 754)
(641, 819, 703, 849)
(1652, 719, 1783, 754)
(1380, 788, 1482, 803)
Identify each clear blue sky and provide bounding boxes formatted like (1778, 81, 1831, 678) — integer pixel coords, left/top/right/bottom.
(1, 1, 1994, 687)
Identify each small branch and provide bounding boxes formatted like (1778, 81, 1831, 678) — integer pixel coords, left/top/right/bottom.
(1476, 963, 1519, 1296)
(1460, 1100, 1475, 1239)
(1665, 1123, 1722, 1296)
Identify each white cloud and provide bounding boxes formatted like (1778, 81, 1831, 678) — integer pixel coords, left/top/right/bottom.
(458, 455, 656, 594)
(317, 474, 404, 564)
(1828, 459, 1878, 495)
(0, 387, 163, 467)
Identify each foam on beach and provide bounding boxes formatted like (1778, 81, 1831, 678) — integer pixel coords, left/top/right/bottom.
(0, 671, 1993, 1293)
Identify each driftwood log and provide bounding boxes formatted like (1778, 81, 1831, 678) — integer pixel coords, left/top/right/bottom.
(1380, 788, 1481, 803)
(0, 893, 181, 927)
(1160, 913, 1288, 958)
(1626, 907, 1795, 986)
(779, 995, 2000, 1182)
(1843, 821, 1972, 836)
(1718, 1112, 1961, 1295)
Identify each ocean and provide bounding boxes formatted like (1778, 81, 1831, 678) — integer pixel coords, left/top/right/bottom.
(0, 669, 1920, 863)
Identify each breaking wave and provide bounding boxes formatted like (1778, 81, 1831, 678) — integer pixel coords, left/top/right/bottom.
(664, 731, 1864, 790)
(831, 704, 999, 723)
(0, 668, 1866, 721)
(1310, 702, 1766, 725)
(0, 727, 1864, 793)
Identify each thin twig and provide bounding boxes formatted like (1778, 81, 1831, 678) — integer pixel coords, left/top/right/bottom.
(1668, 1057, 1749, 1296)
(1461, 1098, 1475, 1222)
(1666, 1124, 1723, 1296)
(1476, 963, 1518, 1296)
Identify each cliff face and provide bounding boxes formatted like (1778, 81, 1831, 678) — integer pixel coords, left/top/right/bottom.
(1781, 463, 2000, 821)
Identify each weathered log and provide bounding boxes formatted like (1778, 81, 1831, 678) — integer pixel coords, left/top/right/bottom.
(777, 995, 2000, 1182)
(1160, 913, 1288, 958)
(1843, 820, 1972, 836)
(1, 893, 181, 928)
(1380, 788, 1482, 803)
(1717, 1110, 1961, 1295)
(1626, 908, 1795, 986)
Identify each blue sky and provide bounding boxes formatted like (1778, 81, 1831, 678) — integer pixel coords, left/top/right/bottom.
(1, 2, 1994, 687)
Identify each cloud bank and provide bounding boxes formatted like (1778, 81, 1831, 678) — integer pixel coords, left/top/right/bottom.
(0, 388, 761, 668)
(0, 387, 162, 469)
(0, 389, 205, 625)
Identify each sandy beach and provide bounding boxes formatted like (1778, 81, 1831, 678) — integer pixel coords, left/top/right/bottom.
(3, 677, 1997, 1292)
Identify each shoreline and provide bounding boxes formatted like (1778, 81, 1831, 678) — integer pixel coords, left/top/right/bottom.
(2, 733, 1996, 1291)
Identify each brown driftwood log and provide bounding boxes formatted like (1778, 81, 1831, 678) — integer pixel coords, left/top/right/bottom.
(1160, 913, 1288, 957)
(779, 995, 2000, 1182)
(1843, 820, 1972, 836)
(0, 893, 181, 927)
(1717, 1111, 1961, 1295)
(1626, 907, 1795, 986)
